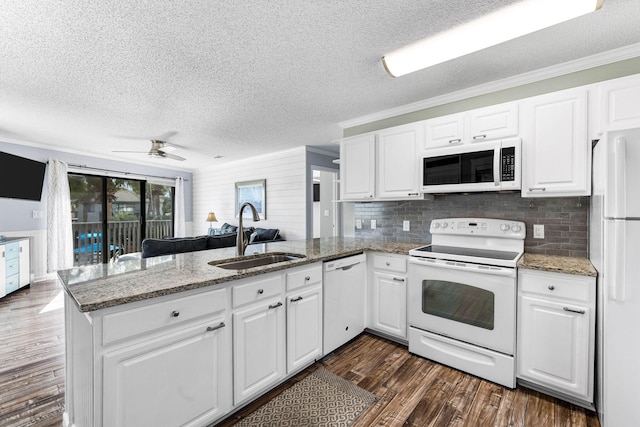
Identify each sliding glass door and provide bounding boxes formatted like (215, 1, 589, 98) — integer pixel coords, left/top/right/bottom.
(69, 174, 174, 266)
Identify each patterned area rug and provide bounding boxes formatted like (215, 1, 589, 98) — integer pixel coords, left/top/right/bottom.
(232, 367, 378, 427)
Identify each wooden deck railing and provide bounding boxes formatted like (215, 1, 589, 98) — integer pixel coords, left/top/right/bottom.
(72, 220, 173, 265)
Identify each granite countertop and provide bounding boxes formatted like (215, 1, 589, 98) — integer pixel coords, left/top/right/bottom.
(517, 253, 597, 277)
(59, 237, 416, 313)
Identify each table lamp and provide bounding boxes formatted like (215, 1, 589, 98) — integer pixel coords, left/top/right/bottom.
(206, 212, 218, 235)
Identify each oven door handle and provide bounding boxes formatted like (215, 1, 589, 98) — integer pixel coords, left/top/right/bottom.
(409, 257, 515, 277)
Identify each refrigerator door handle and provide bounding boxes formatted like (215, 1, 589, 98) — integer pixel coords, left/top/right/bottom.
(613, 137, 627, 217)
(610, 220, 627, 302)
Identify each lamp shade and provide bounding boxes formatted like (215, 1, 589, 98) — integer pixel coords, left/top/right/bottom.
(206, 212, 218, 222)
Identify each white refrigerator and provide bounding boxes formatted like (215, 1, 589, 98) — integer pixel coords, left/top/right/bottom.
(590, 127, 640, 427)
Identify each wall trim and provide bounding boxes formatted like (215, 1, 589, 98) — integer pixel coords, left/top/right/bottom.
(339, 42, 640, 129)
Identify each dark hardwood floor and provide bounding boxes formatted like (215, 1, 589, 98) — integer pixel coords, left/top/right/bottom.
(0, 279, 600, 427)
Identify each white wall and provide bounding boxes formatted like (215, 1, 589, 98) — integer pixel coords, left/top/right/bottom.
(193, 147, 307, 240)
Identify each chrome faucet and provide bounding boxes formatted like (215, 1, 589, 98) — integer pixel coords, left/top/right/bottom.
(237, 202, 260, 256)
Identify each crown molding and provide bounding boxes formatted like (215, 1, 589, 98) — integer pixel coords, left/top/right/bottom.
(339, 42, 640, 130)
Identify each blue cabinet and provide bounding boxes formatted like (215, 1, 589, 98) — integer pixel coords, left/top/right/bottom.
(1, 237, 30, 298)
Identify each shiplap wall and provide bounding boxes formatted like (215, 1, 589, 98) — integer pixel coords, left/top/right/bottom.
(193, 147, 307, 240)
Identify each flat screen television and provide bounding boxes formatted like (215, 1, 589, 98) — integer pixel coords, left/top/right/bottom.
(0, 152, 47, 201)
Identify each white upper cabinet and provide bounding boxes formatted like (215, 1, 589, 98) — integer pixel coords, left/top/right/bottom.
(599, 74, 640, 132)
(468, 102, 519, 142)
(340, 134, 376, 200)
(424, 113, 464, 149)
(376, 123, 423, 200)
(424, 102, 518, 149)
(521, 88, 589, 197)
(340, 122, 423, 201)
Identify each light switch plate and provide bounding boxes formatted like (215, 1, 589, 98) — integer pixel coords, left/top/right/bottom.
(371, 219, 376, 229)
(403, 220, 410, 231)
(533, 224, 544, 239)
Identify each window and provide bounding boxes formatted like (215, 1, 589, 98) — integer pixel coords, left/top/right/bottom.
(69, 173, 175, 266)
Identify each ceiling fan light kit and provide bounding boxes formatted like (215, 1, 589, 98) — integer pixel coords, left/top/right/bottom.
(112, 139, 186, 161)
(382, 0, 605, 77)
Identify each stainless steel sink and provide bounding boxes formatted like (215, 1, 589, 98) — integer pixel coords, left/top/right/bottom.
(209, 252, 306, 270)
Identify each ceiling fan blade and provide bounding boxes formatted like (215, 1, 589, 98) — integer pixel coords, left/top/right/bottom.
(156, 131, 178, 140)
(112, 150, 149, 153)
(160, 151, 186, 161)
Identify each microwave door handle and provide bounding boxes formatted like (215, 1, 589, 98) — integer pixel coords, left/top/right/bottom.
(493, 146, 500, 187)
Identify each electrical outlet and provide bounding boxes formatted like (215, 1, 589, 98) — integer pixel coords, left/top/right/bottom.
(403, 220, 410, 231)
(355, 219, 362, 229)
(533, 224, 545, 239)
(32, 210, 43, 219)
(371, 219, 377, 230)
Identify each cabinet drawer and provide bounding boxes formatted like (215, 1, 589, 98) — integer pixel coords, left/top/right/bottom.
(5, 274, 20, 294)
(519, 270, 593, 303)
(5, 259, 20, 277)
(286, 264, 322, 292)
(4, 242, 20, 261)
(103, 288, 227, 345)
(232, 275, 282, 308)
(373, 255, 406, 273)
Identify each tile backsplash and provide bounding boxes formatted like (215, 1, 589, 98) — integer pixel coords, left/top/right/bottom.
(353, 192, 589, 258)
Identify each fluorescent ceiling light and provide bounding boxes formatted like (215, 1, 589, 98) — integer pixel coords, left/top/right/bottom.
(382, 0, 605, 77)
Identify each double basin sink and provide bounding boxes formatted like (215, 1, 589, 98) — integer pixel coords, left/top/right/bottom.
(208, 252, 306, 270)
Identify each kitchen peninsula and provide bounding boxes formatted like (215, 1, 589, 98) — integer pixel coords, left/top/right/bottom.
(59, 237, 415, 427)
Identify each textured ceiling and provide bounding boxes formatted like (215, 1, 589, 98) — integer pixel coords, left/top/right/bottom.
(1, 0, 639, 169)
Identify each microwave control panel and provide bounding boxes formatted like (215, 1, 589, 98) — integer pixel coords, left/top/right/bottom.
(501, 147, 516, 182)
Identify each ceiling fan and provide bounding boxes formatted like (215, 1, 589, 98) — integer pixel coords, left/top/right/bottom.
(113, 139, 186, 161)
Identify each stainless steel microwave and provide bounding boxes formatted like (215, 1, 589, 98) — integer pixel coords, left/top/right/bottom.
(421, 138, 521, 193)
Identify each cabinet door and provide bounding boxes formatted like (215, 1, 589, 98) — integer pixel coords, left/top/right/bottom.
(340, 134, 375, 200)
(370, 272, 407, 339)
(518, 296, 591, 400)
(103, 317, 232, 427)
(521, 88, 589, 197)
(425, 113, 464, 149)
(287, 286, 322, 373)
(233, 297, 285, 404)
(599, 74, 640, 131)
(18, 240, 29, 287)
(0, 244, 5, 298)
(468, 102, 519, 142)
(377, 124, 423, 200)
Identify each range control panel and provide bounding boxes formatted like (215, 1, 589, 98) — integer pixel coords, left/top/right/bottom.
(430, 218, 526, 239)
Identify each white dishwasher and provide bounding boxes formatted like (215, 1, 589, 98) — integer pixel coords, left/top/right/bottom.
(323, 253, 366, 354)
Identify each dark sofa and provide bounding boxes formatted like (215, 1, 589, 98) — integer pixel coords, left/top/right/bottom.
(219, 223, 284, 245)
(141, 233, 237, 258)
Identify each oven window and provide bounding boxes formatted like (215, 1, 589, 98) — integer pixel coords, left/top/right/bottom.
(422, 280, 495, 330)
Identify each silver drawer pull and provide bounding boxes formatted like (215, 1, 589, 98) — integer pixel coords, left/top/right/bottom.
(305, 276, 311, 281)
(448, 138, 461, 144)
(408, 192, 419, 196)
(269, 302, 283, 309)
(171, 310, 180, 317)
(385, 261, 391, 266)
(257, 289, 264, 294)
(206, 322, 226, 332)
(563, 307, 586, 314)
(473, 134, 487, 140)
(393, 277, 405, 282)
(529, 187, 546, 192)
(290, 296, 303, 302)
(548, 285, 555, 290)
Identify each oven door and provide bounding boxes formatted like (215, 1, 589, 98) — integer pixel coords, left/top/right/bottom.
(408, 257, 516, 355)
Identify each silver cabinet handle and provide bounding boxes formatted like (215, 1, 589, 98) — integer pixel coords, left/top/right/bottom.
(393, 277, 405, 282)
(448, 138, 461, 144)
(269, 302, 283, 309)
(385, 261, 391, 266)
(473, 134, 487, 140)
(257, 289, 264, 294)
(563, 307, 586, 314)
(206, 322, 226, 332)
(171, 310, 180, 317)
(548, 285, 555, 290)
(529, 187, 546, 192)
(290, 296, 303, 302)
(408, 192, 419, 196)
(305, 276, 311, 281)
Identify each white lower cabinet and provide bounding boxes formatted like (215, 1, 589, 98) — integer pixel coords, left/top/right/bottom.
(103, 317, 231, 427)
(368, 253, 407, 340)
(232, 274, 286, 405)
(517, 269, 595, 404)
